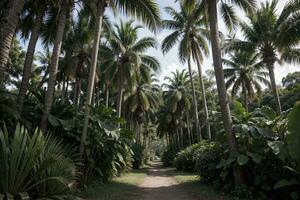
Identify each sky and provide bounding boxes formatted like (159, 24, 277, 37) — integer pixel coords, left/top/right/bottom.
(25, 0, 299, 86)
(106, 0, 298, 85)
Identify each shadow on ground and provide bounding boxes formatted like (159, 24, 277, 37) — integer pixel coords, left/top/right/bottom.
(83, 161, 226, 200)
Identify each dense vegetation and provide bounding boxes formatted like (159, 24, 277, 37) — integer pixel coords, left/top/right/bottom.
(1, 0, 300, 199)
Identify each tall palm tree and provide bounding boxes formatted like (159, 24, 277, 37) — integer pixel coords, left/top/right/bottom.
(225, 0, 300, 114)
(206, 0, 256, 185)
(0, 0, 26, 85)
(162, 3, 211, 140)
(40, 0, 74, 132)
(180, 0, 256, 184)
(125, 74, 161, 143)
(223, 51, 270, 111)
(17, 0, 48, 112)
(162, 69, 192, 144)
(80, 0, 160, 157)
(99, 21, 159, 119)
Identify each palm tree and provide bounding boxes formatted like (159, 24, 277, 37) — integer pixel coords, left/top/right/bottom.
(0, 0, 26, 85)
(17, 0, 48, 112)
(179, 0, 256, 184)
(163, 2, 213, 139)
(162, 69, 192, 144)
(162, 3, 211, 140)
(125, 74, 161, 143)
(99, 21, 159, 119)
(40, 0, 73, 132)
(223, 51, 270, 111)
(80, 0, 160, 157)
(225, 0, 300, 114)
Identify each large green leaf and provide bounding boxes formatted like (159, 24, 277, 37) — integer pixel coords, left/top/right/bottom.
(237, 154, 249, 165)
(286, 102, 300, 160)
(274, 179, 299, 189)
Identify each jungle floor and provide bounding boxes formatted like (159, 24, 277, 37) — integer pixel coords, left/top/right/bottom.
(84, 161, 228, 200)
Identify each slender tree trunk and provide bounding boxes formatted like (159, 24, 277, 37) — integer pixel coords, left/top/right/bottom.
(80, 2, 105, 157)
(0, 0, 25, 85)
(40, 3, 68, 132)
(268, 64, 281, 114)
(106, 85, 109, 107)
(187, 56, 201, 141)
(186, 112, 191, 145)
(196, 58, 211, 139)
(207, 0, 242, 185)
(242, 81, 248, 112)
(18, 7, 45, 111)
(117, 87, 124, 118)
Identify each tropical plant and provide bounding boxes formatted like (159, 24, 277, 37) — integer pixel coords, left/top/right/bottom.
(80, 0, 161, 158)
(225, 0, 300, 114)
(162, 2, 210, 139)
(0, 0, 26, 85)
(223, 50, 270, 111)
(17, 0, 48, 112)
(0, 123, 77, 199)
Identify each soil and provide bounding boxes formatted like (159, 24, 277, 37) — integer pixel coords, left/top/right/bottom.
(136, 162, 201, 200)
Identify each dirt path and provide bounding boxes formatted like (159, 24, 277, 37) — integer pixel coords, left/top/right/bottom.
(136, 162, 201, 200)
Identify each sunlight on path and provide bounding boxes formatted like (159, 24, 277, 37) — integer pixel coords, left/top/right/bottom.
(136, 162, 200, 200)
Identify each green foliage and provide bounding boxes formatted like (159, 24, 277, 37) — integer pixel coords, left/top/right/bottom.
(0, 123, 77, 199)
(162, 145, 179, 166)
(80, 105, 134, 182)
(174, 143, 201, 172)
(132, 143, 146, 169)
(194, 142, 223, 182)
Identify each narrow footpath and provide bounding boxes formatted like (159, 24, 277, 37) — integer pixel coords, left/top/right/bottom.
(136, 161, 201, 200)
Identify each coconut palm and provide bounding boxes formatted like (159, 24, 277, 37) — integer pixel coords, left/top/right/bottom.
(162, 3, 211, 140)
(125, 74, 161, 143)
(223, 51, 270, 111)
(17, 0, 49, 112)
(225, 0, 300, 114)
(162, 69, 192, 144)
(179, 0, 256, 184)
(99, 21, 160, 120)
(0, 0, 26, 85)
(80, 0, 160, 157)
(40, 0, 74, 132)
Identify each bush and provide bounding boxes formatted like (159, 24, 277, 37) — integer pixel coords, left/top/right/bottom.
(0, 123, 77, 199)
(194, 142, 223, 182)
(174, 143, 204, 171)
(162, 145, 179, 166)
(132, 143, 145, 169)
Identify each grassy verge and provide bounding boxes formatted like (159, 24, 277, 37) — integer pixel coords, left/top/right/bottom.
(167, 169, 228, 200)
(83, 169, 147, 200)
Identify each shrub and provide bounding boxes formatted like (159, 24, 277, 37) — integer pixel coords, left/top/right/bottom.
(162, 145, 179, 166)
(0, 123, 77, 199)
(194, 142, 223, 182)
(132, 143, 145, 169)
(174, 143, 203, 171)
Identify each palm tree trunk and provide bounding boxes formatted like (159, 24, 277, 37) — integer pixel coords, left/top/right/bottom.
(187, 56, 201, 141)
(196, 58, 211, 140)
(80, 2, 105, 157)
(106, 85, 109, 107)
(0, 0, 25, 85)
(117, 87, 124, 118)
(186, 112, 191, 145)
(268, 64, 281, 114)
(207, 0, 242, 185)
(40, 2, 68, 132)
(242, 81, 248, 112)
(18, 7, 45, 111)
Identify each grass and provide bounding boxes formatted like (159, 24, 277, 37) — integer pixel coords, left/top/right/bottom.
(166, 169, 228, 200)
(83, 169, 147, 200)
